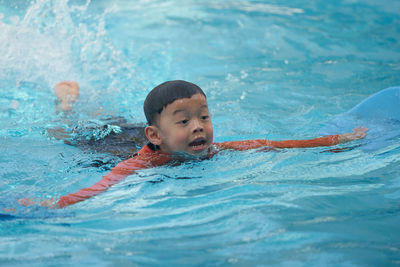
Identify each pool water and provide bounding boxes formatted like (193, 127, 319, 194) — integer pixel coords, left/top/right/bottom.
(1, 0, 400, 265)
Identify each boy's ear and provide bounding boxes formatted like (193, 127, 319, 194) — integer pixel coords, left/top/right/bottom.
(145, 126, 162, 146)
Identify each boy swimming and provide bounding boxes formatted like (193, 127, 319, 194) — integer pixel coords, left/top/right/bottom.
(19, 80, 368, 208)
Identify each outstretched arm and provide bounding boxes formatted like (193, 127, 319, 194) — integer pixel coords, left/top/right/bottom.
(18, 147, 171, 209)
(56, 158, 146, 208)
(18, 157, 147, 209)
(56, 149, 172, 208)
(216, 127, 368, 151)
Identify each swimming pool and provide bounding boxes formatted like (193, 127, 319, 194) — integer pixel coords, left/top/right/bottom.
(1, 0, 400, 265)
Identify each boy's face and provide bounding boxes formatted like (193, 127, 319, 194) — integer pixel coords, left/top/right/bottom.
(146, 93, 213, 156)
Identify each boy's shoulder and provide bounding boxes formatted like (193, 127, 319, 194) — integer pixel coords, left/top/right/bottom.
(116, 144, 171, 170)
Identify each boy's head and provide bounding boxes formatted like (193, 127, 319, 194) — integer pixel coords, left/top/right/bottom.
(143, 80, 213, 156)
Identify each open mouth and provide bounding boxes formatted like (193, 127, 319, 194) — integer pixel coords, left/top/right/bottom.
(188, 138, 207, 151)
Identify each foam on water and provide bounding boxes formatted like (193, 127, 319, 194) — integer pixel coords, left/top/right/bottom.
(0, 0, 139, 117)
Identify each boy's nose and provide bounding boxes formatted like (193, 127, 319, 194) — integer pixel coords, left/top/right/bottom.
(192, 119, 203, 132)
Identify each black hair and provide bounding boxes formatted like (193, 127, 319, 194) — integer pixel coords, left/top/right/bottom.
(144, 80, 206, 125)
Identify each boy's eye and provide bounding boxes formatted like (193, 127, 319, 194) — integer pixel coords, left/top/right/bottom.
(179, 119, 188, 125)
(201, 115, 209, 120)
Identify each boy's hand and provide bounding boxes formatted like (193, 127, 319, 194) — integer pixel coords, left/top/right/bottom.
(338, 126, 368, 143)
(18, 198, 57, 209)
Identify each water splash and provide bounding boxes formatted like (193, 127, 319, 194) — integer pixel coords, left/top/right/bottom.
(0, 0, 135, 97)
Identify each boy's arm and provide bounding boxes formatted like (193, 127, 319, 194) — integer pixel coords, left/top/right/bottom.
(18, 148, 171, 209)
(56, 150, 171, 208)
(56, 157, 149, 208)
(17, 156, 149, 209)
(216, 127, 368, 151)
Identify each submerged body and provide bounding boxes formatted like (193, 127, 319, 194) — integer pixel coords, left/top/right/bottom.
(57, 134, 340, 207)
(18, 80, 367, 209)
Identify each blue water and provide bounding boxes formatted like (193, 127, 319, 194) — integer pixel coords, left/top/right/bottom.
(1, 0, 400, 266)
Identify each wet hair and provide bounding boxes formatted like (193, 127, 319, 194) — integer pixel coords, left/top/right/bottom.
(144, 80, 206, 125)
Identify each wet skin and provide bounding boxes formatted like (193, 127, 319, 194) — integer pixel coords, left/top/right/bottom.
(145, 93, 214, 156)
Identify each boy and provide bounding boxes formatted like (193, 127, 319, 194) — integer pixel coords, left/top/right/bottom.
(20, 80, 368, 208)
